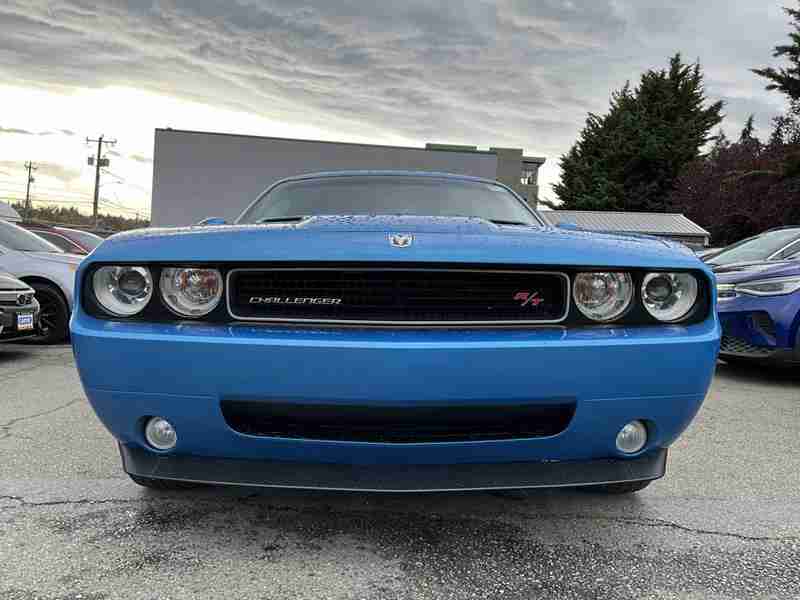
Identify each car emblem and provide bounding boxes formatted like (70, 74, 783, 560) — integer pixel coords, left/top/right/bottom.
(17, 294, 29, 306)
(513, 291, 545, 307)
(389, 234, 413, 248)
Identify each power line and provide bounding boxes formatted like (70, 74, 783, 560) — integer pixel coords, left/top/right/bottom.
(87, 134, 117, 228)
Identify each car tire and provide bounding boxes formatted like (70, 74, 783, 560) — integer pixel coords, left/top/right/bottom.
(30, 283, 69, 344)
(128, 473, 203, 490)
(578, 479, 653, 494)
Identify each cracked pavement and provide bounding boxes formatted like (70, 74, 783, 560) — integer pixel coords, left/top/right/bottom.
(1, 345, 799, 599)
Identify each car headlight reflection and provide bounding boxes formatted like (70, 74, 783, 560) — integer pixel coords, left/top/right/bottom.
(573, 272, 633, 322)
(641, 272, 698, 322)
(92, 266, 153, 317)
(160, 267, 223, 317)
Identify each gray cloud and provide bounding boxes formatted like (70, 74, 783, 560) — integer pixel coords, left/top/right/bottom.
(0, 0, 791, 199)
(0, 126, 34, 135)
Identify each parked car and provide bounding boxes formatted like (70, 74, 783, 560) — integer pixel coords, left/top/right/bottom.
(0, 271, 42, 342)
(704, 226, 800, 267)
(0, 219, 82, 343)
(20, 222, 104, 255)
(71, 171, 719, 494)
(716, 258, 800, 366)
(695, 247, 723, 260)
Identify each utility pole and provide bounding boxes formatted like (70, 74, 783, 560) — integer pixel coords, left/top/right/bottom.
(86, 134, 116, 229)
(24, 161, 37, 221)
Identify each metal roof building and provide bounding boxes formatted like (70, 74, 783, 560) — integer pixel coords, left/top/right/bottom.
(542, 210, 710, 248)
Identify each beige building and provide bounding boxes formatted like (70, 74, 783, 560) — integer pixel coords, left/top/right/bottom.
(424, 143, 545, 206)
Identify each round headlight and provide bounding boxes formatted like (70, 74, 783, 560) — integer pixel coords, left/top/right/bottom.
(160, 267, 223, 317)
(92, 266, 153, 316)
(641, 272, 698, 322)
(573, 272, 633, 322)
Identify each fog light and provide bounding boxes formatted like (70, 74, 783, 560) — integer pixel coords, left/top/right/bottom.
(616, 420, 647, 454)
(144, 417, 177, 450)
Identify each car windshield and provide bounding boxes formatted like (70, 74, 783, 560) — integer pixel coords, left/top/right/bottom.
(56, 227, 104, 251)
(0, 220, 63, 253)
(236, 175, 541, 226)
(708, 228, 800, 265)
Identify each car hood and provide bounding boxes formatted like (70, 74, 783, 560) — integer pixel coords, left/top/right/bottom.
(22, 251, 84, 265)
(715, 260, 800, 284)
(0, 271, 32, 291)
(90, 215, 703, 270)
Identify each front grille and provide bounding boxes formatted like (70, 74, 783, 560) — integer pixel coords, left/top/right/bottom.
(720, 335, 774, 357)
(0, 292, 33, 307)
(221, 400, 576, 443)
(227, 268, 569, 324)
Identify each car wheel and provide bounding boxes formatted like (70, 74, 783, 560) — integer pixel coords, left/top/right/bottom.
(578, 479, 653, 494)
(30, 283, 69, 344)
(128, 473, 203, 490)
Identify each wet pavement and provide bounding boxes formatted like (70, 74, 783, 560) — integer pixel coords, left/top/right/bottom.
(1, 345, 798, 599)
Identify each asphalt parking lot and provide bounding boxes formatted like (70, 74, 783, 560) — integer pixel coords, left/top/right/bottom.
(1, 345, 798, 600)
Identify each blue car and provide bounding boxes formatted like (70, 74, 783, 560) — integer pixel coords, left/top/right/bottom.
(717, 259, 800, 365)
(71, 171, 720, 494)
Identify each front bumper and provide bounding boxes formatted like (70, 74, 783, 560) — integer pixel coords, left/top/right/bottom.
(72, 314, 718, 490)
(0, 300, 41, 342)
(718, 293, 800, 363)
(121, 443, 668, 492)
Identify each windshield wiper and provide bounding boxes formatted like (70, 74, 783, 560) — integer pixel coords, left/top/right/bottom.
(255, 215, 308, 224)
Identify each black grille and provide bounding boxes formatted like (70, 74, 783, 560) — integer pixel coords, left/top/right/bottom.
(720, 335, 774, 357)
(228, 268, 569, 324)
(221, 400, 575, 443)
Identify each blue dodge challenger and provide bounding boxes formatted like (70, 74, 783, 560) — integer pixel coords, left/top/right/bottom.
(71, 171, 720, 494)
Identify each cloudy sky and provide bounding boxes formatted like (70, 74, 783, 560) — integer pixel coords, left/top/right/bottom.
(0, 0, 793, 219)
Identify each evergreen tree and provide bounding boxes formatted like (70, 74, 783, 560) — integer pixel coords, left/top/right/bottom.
(752, 4, 800, 100)
(555, 54, 723, 211)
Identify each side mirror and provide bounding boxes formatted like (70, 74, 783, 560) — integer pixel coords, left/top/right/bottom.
(197, 217, 227, 226)
(556, 221, 580, 231)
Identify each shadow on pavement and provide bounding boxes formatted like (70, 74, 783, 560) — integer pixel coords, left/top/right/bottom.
(715, 359, 800, 384)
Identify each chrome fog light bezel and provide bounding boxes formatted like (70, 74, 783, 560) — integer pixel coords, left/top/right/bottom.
(144, 416, 178, 451)
(615, 420, 648, 454)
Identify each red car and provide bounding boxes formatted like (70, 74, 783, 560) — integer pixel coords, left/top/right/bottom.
(20, 223, 104, 255)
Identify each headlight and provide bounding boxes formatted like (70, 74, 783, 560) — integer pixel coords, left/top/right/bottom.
(92, 266, 153, 317)
(160, 267, 223, 317)
(734, 276, 800, 296)
(641, 272, 698, 322)
(573, 272, 633, 322)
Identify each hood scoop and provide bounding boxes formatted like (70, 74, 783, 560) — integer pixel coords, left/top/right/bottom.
(260, 215, 530, 234)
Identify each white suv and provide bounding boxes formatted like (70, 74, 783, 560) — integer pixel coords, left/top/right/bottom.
(0, 219, 83, 343)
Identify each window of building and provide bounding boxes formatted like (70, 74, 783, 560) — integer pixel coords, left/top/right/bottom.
(520, 169, 537, 185)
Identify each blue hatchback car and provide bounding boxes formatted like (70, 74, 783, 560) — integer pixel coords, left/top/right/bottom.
(717, 258, 800, 365)
(71, 172, 720, 494)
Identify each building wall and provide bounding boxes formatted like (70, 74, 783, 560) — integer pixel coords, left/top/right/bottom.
(152, 130, 500, 227)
